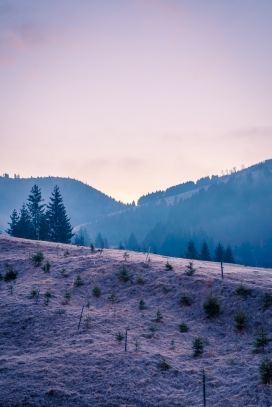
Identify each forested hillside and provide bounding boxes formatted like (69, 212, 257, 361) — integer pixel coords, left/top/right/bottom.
(87, 161, 272, 267)
(0, 176, 127, 233)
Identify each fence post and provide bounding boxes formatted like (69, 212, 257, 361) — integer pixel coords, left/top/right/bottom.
(220, 262, 224, 279)
(78, 304, 85, 330)
(125, 329, 128, 352)
(202, 368, 206, 407)
(35, 289, 40, 304)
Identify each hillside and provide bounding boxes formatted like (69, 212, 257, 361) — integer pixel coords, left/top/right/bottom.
(83, 160, 272, 267)
(0, 176, 127, 233)
(0, 235, 272, 406)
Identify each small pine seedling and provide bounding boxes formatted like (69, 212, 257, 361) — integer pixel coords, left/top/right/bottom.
(162, 286, 171, 294)
(155, 309, 163, 322)
(203, 294, 221, 318)
(115, 332, 125, 342)
(158, 358, 170, 371)
(116, 265, 130, 282)
(55, 309, 66, 315)
(85, 314, 92, 329)
(179, 322, 189, 333)
(4, 268, 18, 282)
(185, 261, 196, 276)
(259, 358, 272, 384)
(92, 286, 101, 298)
(193, 336, 204, 357)
(108, 292, 117, 303)
(44, 289, 52, 305)
(170, 339, 175, 350)
(235, 282, 252, 297)
(8, 284, 14, 295)
(135, 339, 141, 352)
(123, 251, 129, 261)
(136, 275, 144, 285)
(179, 291, 192, 306)
(263, 292, 272, 310)
(64, 290, 72, 304)
(139, 299, 146, 310)
(86, 300, 90, 309)
(90, 243, 94, 252)
(74, 275, 84, 287)
(254, 327, 270, 353)
(30, 287, 38, 298)
(148, 324, 158, 337)
(31, 251, 44, 267)
(165, 261, 173, 270)
(234, 309, 248, 331)
(60, 268, 67, 277)
(41, 260, 51, 273)
(64, 250, 69, 257)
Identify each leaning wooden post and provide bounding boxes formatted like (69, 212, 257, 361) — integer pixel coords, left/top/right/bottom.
(35, 289, 40, 304)
(202, 368, 206, 407)
(220, 262, 224, 279)
(78, 304, 85, 330)
(125, 329, 128, 352)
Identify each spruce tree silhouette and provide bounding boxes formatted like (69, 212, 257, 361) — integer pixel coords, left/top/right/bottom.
(224, 245, 235, 263)
(200, 241, 211, 261)
(27, 184, 45, 240)
(46, 185, 73, 243)
(214, 242, 225, 262)
(185, 239, 198, 259)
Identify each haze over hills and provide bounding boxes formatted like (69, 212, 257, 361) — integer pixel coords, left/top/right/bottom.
(1, 159, 272, 267)
(0, 176, 128, 234)
(81, 159, 272, 268)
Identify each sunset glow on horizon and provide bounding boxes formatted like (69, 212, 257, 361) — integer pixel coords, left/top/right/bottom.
(1, 0, 272, 203)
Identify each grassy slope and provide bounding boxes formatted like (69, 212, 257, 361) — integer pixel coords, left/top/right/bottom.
(0, 235, 272, 407)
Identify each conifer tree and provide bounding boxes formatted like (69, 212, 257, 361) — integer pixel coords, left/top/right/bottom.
(27, 184, 45, 240)
(46, 186, 73, 243)
(6, 209, 20, 236)
(127, 233, 138, 251)
(200, 241, 211, 261)
(39, 213, 49, 241)
(95, 232, 104, 248)
(16, 203, 32, 239)
(185, 239, 198, 259)
(74, 231, 85, 246)
(224, 245, 235, 263)
(214, 242, 225, 262)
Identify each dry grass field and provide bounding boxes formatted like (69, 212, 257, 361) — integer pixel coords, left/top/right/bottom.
(0, 235, 272, 407)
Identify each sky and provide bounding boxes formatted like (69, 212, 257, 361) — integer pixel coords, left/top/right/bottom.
(1, 0, 272, 203)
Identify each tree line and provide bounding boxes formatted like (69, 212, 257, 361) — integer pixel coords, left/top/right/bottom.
(6, 185, 73, 244)
(122, 233, 234, 263)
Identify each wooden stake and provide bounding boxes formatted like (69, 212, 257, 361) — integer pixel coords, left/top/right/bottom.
(77, 304, 85, 330)
(202, 368, 206, 407)
(125, 329, 128, 352)
(221, 262, 224, 279)
(35, 289, 40, 304)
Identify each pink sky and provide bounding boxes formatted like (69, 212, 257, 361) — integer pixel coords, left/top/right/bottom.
(1, 0, 272, 202)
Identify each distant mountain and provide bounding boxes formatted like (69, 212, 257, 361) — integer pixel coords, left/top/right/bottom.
(83, 159, 272, 267)
(0, 176, 128, 233)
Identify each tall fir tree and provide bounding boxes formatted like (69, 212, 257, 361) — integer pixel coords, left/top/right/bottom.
(127, 233, 138, 251)
(46, 186, 73, 243)
(224, 245, 235, 263)
(95, 232, 104, 248)
(185, 239, 198, 259)
(16, 203, 32, 239)
(214, 242, 225, 262)
(6, 209, 20, 236)
(27, 184, 45, 240)
(200, 241, 211, 261)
